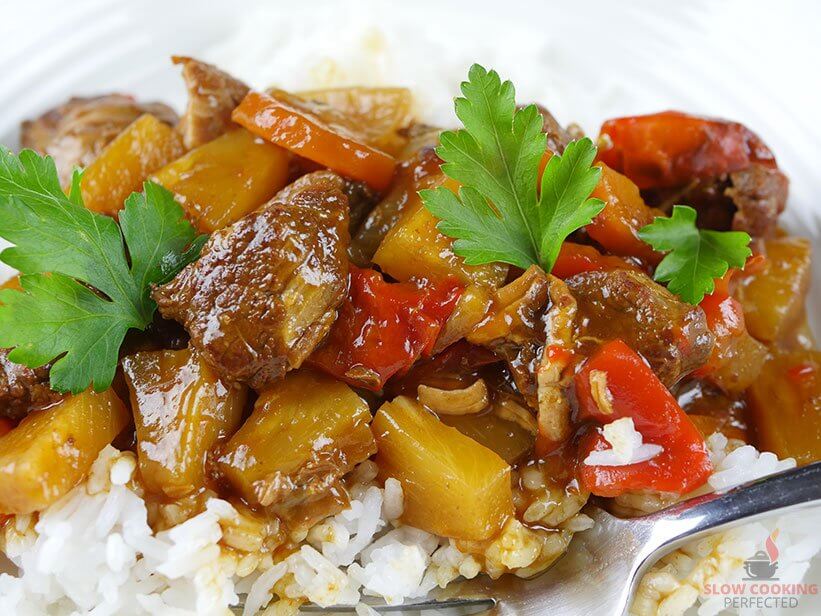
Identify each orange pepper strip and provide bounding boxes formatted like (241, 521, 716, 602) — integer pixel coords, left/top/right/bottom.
(587, 162, 663, 264)
(232, 90, 397, 191)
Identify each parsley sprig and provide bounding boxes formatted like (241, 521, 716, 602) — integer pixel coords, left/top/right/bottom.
(420, 64, 604, 272)
(638, 205, 752, 304)
(0, 148, 205, 394)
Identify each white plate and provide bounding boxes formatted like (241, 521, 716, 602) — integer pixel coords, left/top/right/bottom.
(0, 2, 819, 612)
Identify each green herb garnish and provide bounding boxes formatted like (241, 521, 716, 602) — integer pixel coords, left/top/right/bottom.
(638, 205, 752, 304)
(420, 64, 605, 272)
(0, 148, 205, 394)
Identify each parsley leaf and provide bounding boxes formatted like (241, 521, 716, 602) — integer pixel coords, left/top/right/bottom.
(638, 205, 752, 304)
(0, 147, 205, 394)
(420, 64, 604, 272)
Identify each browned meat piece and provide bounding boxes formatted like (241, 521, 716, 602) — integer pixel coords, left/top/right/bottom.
(466, 267, 579, 448)
(645, 163, 788, 239)
(726, 164, 788, 237)
(172, 56, 249, 149)
(532, 104, 572, 154)
(566, 269, 713, 386)
(20, 95, 178, 185)
(342, 179, 379, 234)
(152, 171, 350, 389)
(468, 266, 551, 408)
(0, 349, 61, 420)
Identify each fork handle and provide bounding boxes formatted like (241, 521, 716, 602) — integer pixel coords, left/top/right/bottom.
(636, 462, 821, 564)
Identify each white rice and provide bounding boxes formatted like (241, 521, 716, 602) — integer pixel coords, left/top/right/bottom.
(1, 431, 815, 615)
(632, 435, 821, 616)
(583, 417, 664, 467)
(0, 448, 476, 615)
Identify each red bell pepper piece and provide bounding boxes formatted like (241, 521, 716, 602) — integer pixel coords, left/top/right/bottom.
(575, 339, 712, 496)
(698, 272, 746, 371)
(552, 242, 641, 279)
(309, 265, 462, 391)
(598, 111, 777, 190)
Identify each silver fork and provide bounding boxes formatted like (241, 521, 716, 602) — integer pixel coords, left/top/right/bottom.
(282, 462, 821, 615)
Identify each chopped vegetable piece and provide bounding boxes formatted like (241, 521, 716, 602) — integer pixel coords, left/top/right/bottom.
(439, 407, 534, 464)
(0, 276, 20, 292)
(374, 194, 508, 287)
(350, 145, 443, 265)
(153, 128, 290, 232)
(81, 114, 185, 217)
(587, 162, 662, 263)
(737, 237, 812, 343)
(748, 351, 821, 465)
(373, 396, 513, 540)
(687, 414, 747, 442)
(420, 65, 604, 272)
(598, 111, 777, 189)
(217, 370, 376, 507)
(575, 339, 712, 496)
(551, 242, 639, 279)
(433, 284, 495, 354)
(232, 89, 396, 191)
(638, 205, 751, 304)
(0, 147, 205, 393)
(123, 348, 247, 498)
(297, 87, 413, 155)
(0, 388, 129, 514)
(696, 274, 767, 393)
(308, 266, 462, 391)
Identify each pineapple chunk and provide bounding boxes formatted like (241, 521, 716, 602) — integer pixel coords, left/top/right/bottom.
(373, 197, 508, 287)
(123, 349, 246, 498)
(218, 370, 376, 507)
(738, 237, 812, 344)
(81, 114, 185, 217)
(748, 350, 821, 465)
(373, 396, 514, 541)
(0, 389, 129, 514)
(440, 409, 534, 464)
(153, 128, 290, 232)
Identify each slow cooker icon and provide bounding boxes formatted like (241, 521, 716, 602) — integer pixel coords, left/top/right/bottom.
(743, 550, 778, 580)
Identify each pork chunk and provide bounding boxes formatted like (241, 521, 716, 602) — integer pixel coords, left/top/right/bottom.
(726, 163, 788, 237)
(0, 349, 61, 420)
(21, 95, 178, 185)
(172, 56, 249, 149)
(566, 269, 713, 386)
(648, 163, 788, 239)
(533, 104, 572, 154)
(152, 172, 350, 389)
